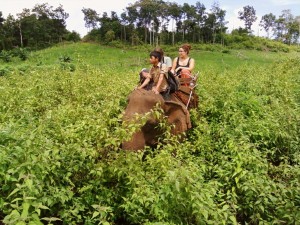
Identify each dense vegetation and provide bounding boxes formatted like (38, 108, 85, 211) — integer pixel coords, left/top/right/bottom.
(0, 43, 299, 224)
(1, 0, 299, 51)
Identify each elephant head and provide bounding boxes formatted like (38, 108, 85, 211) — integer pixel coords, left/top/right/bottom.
(122, 89, 191, 151)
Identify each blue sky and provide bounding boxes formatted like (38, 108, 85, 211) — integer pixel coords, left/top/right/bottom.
(2, 0, 300, 37)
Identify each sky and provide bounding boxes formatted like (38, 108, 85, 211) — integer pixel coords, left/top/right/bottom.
(1, 0, 300, 37)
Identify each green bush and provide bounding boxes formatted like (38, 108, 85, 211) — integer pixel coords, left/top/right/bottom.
(0, 66, 12, 76)
(0, 50, 12, 62)
(0, 44, 299, 224)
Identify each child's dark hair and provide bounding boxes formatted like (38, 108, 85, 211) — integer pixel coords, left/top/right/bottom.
(150, 51, 162, 62)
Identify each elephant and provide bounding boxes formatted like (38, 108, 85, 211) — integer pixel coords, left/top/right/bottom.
(121, 89, 191, 151)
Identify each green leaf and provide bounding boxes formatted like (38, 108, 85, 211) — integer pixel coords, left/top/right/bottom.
(92, 211, 100, 219)
(31, 213, 43, 224)
(21, 202, 30, 219)
(222, 205, 229, 211)
(16, 222, 26, 225)
(8, 188, 20, 198)
(201, 210, 208, 219)
(175, 180, 180, 192)
(229, 215, 237, 225)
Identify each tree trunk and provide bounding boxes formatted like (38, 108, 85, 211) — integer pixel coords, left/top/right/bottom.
(19, 23, 23, 48)
(172, 19, 175, 46)
(144, 25, 148, 43)
(123, 25, 126, 42)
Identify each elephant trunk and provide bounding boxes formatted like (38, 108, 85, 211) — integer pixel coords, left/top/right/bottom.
(122, 130, 146, 151)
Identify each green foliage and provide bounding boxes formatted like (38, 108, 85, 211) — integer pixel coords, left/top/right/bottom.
(223, 34, 295, 52)
(10, 48, 30, 61)
(0, 48, 30, 64)
(59, 55, 76, 72)
(0, 50, 12, 62)
(0, 65, 12, 76)
(64, 31, 81, 43)
(0, 43, 299, 224)
(105, 30, 116, 43)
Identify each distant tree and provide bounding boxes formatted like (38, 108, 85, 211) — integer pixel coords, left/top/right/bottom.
(82, 8, 99, 31)
(184, 3, 202, 43)
(260, 13, 276, 38)
(0, 12, 5, 50)
(296, 16, 300, 44)
(98, 11, 122, 42)
(194, 2, 206, 43)
(138, 0, 161, 44)
(51, 5, 69, 42)
(289, 19, 300, 44)
(156, 2, 170, 45)
(0, 11, 4, 26)
(16, 8, 31, 47)
(202, 2, 227, 44)
(273, 17, 285, 42)
(181, 3, 192, 40)
(273, 10, 297, 44)
(231, 27, 248, 35)
(53, 4, 69, 26)
(29, 3, 68, 44)
(167, 2, 182, 45)
(210, 2, 227, 44)
(238, 5, 257, 33)
(2, 14, 18, 49)
(281, 10, 296, 44)
(65, 30, 81, 42)
(120, 12, 128, 42)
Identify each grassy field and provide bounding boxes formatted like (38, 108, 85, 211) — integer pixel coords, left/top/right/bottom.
(0, 42, 299, 224)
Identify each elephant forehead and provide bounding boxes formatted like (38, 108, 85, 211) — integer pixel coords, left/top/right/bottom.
(124, 90, 165, 119)
(128, 89, 164, 103)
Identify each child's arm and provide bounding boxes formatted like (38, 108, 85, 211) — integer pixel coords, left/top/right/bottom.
(138, 77, 151, 89)
(152, 73, 164, 94)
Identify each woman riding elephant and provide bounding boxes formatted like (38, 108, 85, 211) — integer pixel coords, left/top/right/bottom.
(171, 43, 195, 83)
(170, 43, 199, 110)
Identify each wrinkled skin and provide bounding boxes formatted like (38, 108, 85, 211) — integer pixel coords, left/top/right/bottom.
(122, 89, 191, 150)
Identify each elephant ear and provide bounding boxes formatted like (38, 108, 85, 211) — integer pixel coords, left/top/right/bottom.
(163, 101, 192, 134)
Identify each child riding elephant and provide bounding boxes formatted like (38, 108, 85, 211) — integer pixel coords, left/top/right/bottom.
(137, 51, 169, 100)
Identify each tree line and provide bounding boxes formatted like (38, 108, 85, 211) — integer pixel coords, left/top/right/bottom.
(0, 0, 299, 51)
(0, 3, 80, 51)
(83, 1, 299, 46)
